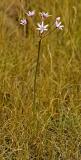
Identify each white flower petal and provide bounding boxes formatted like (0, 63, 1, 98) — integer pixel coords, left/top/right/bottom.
(44, 28, 48, 31)
(56, 17, 60, 21)
(59, 25, 64, 30)
(37, 23, 41, 28)
(44, 24, 48, 29)
(41, 21, 44, 27)
(36, 27, 39, 30)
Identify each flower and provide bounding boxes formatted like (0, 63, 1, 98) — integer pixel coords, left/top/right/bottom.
(55, 17, 64, 30)
(37, 21, 48, 34)
(40, 12, 51, 19)
(26, 10, 35, 17)
(20, 19, 27, 25)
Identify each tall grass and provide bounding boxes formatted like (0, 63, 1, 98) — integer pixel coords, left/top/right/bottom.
(0, 0, 81, 159)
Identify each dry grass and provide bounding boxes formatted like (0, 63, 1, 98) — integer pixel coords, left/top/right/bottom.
(0, 0, 81, 159)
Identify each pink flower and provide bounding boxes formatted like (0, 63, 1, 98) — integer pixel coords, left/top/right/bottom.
(40, 12, 51, 19)
(37, 21, 48, 34)
(20, 19, 27, 25)
(55, 17, 64, 30)
(26, 10, 35, 17)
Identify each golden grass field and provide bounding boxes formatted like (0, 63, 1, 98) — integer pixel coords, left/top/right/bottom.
(0, 0, 81, 159)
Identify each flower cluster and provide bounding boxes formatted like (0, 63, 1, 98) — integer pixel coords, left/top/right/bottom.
(20, 10, 64, 34)
(20, 11, 35, 25)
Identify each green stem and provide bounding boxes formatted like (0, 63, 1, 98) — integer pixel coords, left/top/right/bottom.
(33, 38, 42, 111)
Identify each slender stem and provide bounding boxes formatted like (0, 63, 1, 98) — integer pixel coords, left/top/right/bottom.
(33, 28, 55, 112)
(33, 38, 42, 111)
